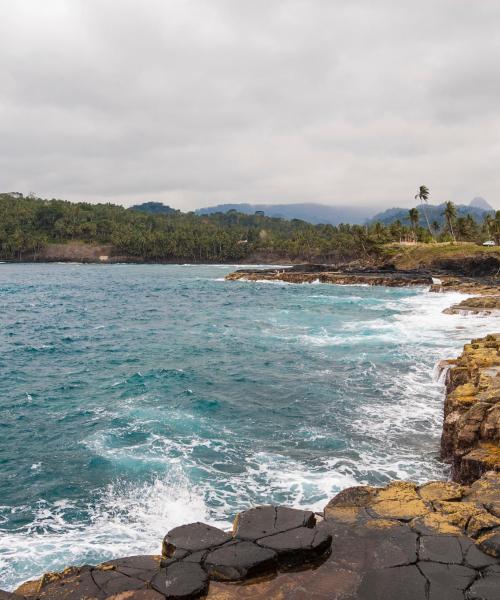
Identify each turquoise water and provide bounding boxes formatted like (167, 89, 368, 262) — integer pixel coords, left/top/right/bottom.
(1, 264, 498, 590)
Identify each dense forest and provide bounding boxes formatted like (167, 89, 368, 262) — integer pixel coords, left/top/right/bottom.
(0, 193, 498, 263)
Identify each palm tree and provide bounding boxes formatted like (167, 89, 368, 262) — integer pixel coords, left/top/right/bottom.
(415, 185, 434, 239)
(408, 208, 419, 241)
(443, 201, 457, 242)
(432, 220, 441, 236)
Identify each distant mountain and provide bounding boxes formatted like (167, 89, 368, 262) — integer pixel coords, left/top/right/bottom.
(368, 203, 493, 227)
(129, 201, 178, 215)
(470, 197, 494, 211)
(196, 203, 375, 225)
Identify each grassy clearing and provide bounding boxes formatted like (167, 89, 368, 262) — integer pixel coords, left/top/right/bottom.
(379, 242, 500, 269)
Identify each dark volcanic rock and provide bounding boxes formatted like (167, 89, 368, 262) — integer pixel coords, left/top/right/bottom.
(418, 562, 476, 599)
(462, 539, 499, 568)
(256, 526, 332, 566)
(91, 570, 145, 596)
(233, 505, 315, 540)
(468, 572, 500, 600)
(103, 556, 160, 581)
(151, 562, 208, 599)
(330, 520, 419, 570)
(418, 534, 463, 564)
(204, 540, 277, 581)
(357, 565, 427, 600)
(162, 522, 231, 558)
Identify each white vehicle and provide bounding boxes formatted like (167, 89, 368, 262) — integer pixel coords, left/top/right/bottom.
(482, 240, 496, 246)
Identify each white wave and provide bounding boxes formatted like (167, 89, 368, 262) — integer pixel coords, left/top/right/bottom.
(0, 471, 215, 592)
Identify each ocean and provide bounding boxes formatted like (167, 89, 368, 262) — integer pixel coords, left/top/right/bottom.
(1, 263, 498, 590)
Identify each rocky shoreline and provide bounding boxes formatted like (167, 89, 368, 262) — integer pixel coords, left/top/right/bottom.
(225, 263, 500, 318)
(440, 334, 500, 484)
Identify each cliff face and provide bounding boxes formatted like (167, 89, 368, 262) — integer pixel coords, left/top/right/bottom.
(441, 334, 500, 484)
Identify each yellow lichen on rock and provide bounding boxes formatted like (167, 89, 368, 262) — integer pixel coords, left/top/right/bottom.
(417, 481, 465, 502)
(441, 333, 500, 483)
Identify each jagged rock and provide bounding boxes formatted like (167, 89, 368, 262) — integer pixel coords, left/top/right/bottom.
(151, 562, 209, 599)
(233, 505, 315, 540)
(204, 540, 277, 581)
(256, 526, 331, 566)
(440, 334, 500, 484)
(0, 592, 25, 600)
(162, 522, 231, 558)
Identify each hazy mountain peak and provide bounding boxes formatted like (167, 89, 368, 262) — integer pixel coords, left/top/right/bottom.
(470, 197, 493, 211)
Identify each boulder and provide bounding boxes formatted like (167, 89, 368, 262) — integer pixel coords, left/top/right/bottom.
(162, 522, 230, 558)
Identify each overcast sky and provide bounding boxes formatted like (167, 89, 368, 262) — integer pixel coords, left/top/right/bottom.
(0, 0, 499, 211)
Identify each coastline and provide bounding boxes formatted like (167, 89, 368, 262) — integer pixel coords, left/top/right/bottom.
(2, 274, 500, 599)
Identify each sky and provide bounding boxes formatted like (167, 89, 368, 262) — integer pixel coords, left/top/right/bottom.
(0, 0, 499, 211)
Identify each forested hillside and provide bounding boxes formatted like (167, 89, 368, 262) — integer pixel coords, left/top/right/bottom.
(0, 193, 498, 263)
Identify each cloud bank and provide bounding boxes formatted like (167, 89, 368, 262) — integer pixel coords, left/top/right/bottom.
(0, 0, 499, 209)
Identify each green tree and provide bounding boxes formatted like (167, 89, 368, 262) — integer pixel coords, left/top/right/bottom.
(408, 208, 419, 240)
(414, 185, 433, 239)
(443, 201, 457, 242)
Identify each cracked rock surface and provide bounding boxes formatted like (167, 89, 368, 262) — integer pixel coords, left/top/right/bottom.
(9, 473, 500, 599)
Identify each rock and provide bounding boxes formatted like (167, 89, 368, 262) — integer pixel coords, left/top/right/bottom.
(23, 569, 105, 599)
(410, 513, 464, 535)
(324, 486, 377, 524)
(467, 572, 500, 600)
(233, 505, 315, 540)
(151, 563, 209, 599)
(0, 592, 25, 600)
(106, 592, 164, 600)
(357, 565, 427, 600)
(462, 538, 499, 568)
(369, 481, 428, 521)
(162, 522, 231, 558)
(418, 535, 463, 564)
(417, 481, 465, 502)
(92, 570, 145, 596)
(440, 334, 500, 484)
(256, 526, 332, 566)
(478, 528, 500, 557)
(466, 511, 500, 537)
(204, 540, 277, 581)
(330, 519, 418, 570)
(99, 556, 160, 583)
(418, 562, 476, 597)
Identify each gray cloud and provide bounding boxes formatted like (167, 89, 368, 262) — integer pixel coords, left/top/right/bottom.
(0, 0, 499, 210)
